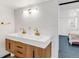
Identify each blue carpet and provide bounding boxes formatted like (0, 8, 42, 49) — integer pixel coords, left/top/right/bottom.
(59, 35, 79, 58)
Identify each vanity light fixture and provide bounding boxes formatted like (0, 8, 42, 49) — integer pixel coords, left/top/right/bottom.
(23, 7, 39, 17)
(32, 8, 39, 14)
(28, 8, 32, 14)
(23, 9, 28, 16)
(23, 8, 32, 16)
(28, 8, 38, 15)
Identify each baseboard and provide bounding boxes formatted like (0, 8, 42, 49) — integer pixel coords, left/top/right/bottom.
(1, 53, 10, 58)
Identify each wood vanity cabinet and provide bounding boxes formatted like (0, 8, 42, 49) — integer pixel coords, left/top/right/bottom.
(6, 39, 51, 58)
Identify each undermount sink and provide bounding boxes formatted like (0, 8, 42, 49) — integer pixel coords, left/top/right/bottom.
(17, 33, 27, 37)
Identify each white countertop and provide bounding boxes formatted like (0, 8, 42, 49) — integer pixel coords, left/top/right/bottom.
(6, 33, 52, 48)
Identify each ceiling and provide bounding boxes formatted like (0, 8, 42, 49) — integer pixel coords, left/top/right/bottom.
(0, 0, 49, 9)
(58, 0, 77, 3)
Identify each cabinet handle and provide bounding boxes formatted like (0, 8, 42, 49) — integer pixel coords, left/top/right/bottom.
(16, 46, 23, 49)
(16, 51, 23, 54)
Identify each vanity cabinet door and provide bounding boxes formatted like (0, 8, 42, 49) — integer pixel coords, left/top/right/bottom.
(6, 39, 15, 53)
(6, 39, 10, 51)
(25, 44, 33, 58)
(34, 43, 51, 58)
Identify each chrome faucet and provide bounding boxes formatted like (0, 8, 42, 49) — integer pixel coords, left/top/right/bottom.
(20, 28, 26, 34)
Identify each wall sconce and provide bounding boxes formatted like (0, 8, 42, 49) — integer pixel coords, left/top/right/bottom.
(23, 7, 39, 17)
(28, 8, 32, 14)
(23, 9, 28, 16)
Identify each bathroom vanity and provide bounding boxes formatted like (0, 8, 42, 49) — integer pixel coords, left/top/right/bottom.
(5, 33, 51, 58)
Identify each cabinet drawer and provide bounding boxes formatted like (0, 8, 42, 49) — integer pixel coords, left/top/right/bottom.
(15, 41, 26, 50)
(14, 41, 26, 57)
(15, 50, 26, 58)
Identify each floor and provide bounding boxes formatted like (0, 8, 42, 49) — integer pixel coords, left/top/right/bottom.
(1, 54, 16, 58)
(59, 35, 79, 58)
(5, 56, 15, 58)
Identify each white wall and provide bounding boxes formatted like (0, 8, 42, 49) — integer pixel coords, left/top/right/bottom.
(14, 0, 58, 58)
(58, 10, 70, 35)
(58, 0, 75, 4)
(0, 5, 15, 57)
(59, 2, 79, 35)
